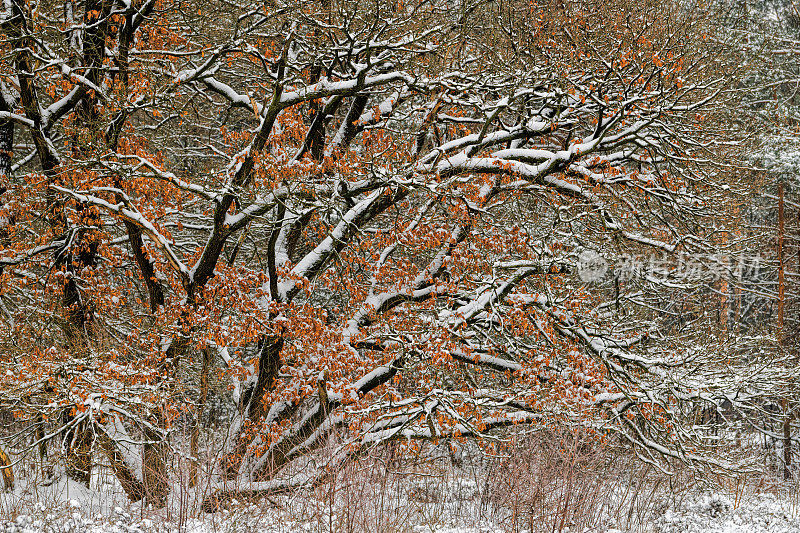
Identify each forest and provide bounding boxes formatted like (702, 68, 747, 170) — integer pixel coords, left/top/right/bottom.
(0, 0, 798, 530)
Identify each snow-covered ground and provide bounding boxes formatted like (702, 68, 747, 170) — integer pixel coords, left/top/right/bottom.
(1, 441, 797, 533)
(2, 476, 800, 533)
(652, 492, 800, 533)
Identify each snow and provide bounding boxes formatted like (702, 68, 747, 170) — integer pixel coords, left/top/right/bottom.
(3, 472, 800, 533)
(201, 77, 262, 115)
(0, 112, 34, 128)
(353, 91, 399, 126)
(654, 492, 800, 533)
(0, 0, 10, 22)
(279, 72, 413, 106)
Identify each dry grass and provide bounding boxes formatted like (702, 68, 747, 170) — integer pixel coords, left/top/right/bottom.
(3, 427, 793, 532)
(177, 428, 696, 532)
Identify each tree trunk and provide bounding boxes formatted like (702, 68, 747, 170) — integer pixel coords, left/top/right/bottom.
(35, 412, 53, 481)
(0, 446, 13, 490)
(95, 424, 146, 501)
(143, 424, 169, 507)
(190, 348, 212, 486)
(778, 182, 786, 338)
(784, 403, 792, 481)
(778, 183, 791, 480)
(222, 336, 283, 478)
(63, 414, 93, 488)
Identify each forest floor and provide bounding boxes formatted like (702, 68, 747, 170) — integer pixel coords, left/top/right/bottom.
(0, 470, 798, 532)
(0, 437, 796, 532)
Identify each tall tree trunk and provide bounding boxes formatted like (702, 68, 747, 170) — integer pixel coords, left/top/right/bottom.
(778, 183, 790, 480)
(779, 182, 786, 339)
(7, 0, 106, 488)
(61, 0, 116, 486)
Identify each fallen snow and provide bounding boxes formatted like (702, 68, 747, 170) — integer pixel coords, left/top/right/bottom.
(3, 471, 800, 533)
(653, 492, 800, 533)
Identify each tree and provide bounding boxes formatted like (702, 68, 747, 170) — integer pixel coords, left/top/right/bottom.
(0, 0, 747, 506)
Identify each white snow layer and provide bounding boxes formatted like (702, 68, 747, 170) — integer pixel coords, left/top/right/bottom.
(2, 477, 800, 532)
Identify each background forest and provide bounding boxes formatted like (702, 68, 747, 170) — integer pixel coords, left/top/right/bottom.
(0, 0, 799, 529)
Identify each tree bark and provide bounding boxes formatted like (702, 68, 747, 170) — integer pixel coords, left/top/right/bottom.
(95, 424, 146, 501)
(222, 336, 283, 478)
(190, 348, 212, 486)
(63, 414, 93, 488)
(0, 446, 13, 490)
(778, 182, 786, 338)
(778, 183, 791, 480)
(142, 424, 169, 507)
